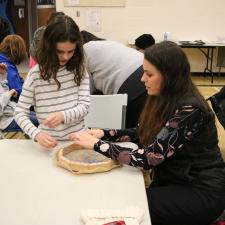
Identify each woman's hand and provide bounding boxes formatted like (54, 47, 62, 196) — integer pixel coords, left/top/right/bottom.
(87, 129, 104, 139)
(42, 112, 64, 128)
(0, 63, 7, 75)
(69, 131, 99, 149)
(9, 89, 17, 97)
(35, 131, 58, 149)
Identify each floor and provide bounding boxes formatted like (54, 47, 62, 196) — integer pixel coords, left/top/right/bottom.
(193, 76, 222, 97)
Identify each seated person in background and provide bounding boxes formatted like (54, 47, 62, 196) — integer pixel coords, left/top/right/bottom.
(211, 86, 225, 102)
(70, 41, 225, 225)
(0, 34, 27, 100)
(14, 15, 90, 149)
(0, 17, 11, 43)
(208, 86, 225, 129)
(0, 63, 38, 137)
(29, 11, 65, 68)
(135, 33, 155, 52)
(81, 30, 147, 128)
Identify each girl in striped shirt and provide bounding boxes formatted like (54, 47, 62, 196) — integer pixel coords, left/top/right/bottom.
(14, 15, 90, 149)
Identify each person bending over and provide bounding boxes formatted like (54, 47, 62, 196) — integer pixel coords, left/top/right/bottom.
(81, 30, 147, 128)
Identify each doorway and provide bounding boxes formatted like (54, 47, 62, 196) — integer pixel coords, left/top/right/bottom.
(9, 0, 37, 49)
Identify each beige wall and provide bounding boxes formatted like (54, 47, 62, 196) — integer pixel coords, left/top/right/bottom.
(56, 0, 225, 72)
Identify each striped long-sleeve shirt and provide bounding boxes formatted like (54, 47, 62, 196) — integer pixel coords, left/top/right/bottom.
(14, 65, 90, 140)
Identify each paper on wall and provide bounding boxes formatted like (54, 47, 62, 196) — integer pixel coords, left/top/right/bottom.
(68, 0, 79, 5)
(85, 7, 101, 32)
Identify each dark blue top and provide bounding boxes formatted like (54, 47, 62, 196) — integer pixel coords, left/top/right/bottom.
(0, 53, 24, 97)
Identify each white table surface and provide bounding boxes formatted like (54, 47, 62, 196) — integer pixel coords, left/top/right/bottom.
(0, 139, 151, 225)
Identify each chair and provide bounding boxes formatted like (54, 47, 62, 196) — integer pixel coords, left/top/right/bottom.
(85, 94, 128, 129)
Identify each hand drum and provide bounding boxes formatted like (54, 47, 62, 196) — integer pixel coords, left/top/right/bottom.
(56, 144, 121, 174)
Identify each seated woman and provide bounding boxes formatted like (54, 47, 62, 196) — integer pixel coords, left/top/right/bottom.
(70, 41, 225, 225)
(0, 63, 38, 137)
(0, 34, 27, 101)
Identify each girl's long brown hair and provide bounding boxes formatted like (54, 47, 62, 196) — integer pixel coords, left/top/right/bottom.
(139, 41, 210, 147)
(37, 15, 85, 89)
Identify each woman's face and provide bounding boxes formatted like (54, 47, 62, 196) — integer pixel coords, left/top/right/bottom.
(141, 59, 163, 96)
(56, 41, 76, 66)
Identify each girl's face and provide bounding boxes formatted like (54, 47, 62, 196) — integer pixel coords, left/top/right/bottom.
(141, 59, 163, 96)
(56, 41, 76, 66)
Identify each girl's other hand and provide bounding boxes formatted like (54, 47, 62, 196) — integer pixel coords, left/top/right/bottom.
(42, 112, 64, 128)
(87, 128, 104, 139)
(35, 131, 58, 149)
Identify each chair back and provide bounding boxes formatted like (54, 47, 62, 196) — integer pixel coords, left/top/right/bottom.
(85, 94, 128, 129)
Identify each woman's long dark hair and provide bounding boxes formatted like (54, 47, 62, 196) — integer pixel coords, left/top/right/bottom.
(139, 41, 210, 146)
(37, 15, 85, 89)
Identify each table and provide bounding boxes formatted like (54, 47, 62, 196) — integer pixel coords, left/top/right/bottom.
(0, 139, 151, 225)
(179, 42, 225, 83)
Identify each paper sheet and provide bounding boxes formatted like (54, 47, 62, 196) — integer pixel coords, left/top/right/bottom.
(67, 0, 79, 5)
(85, 8, 101, 32)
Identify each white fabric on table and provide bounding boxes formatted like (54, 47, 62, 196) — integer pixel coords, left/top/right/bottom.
(81, 206, 144, 225)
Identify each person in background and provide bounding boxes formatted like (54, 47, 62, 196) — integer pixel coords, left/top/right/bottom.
(135, 34, 155, 52)
(0, 34, 26, 101)
(210, 86, 225, 102)
(70, 41, 225, 225)
(29, 11, 65, 68)
(81, 30, 147, 128)
(0, 17, 11, 43)
(14, 15, 90, 149)
(0, 63, 38, 138)
(208, 86, 225, 129)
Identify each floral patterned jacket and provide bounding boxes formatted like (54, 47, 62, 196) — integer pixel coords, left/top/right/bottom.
(94, 105, 205, 170)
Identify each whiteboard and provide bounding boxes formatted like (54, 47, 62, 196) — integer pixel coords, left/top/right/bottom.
(64, 0, 125, 7)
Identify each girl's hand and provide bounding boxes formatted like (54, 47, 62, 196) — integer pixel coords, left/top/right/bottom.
(87, 128, 104, 139)
(35, 131, 58, 149)
(69, 131, 99, 149)
(42, 112, 64, 128)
